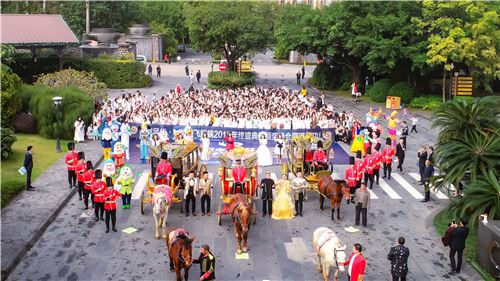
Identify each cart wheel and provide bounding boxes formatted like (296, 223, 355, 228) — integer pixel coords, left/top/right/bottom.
(218, 201, 222, 226)
(140, 192, 145, 215)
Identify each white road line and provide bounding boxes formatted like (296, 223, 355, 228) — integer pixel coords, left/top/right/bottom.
(368, 189, 379, 199)
(392, 174, 424, 199)
(131, 169, 149, 200)
(409, 173, 449, 199)
(378, 179, 402, 199)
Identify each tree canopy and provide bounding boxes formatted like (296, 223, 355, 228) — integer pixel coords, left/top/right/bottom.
(185, 1, 275, 71)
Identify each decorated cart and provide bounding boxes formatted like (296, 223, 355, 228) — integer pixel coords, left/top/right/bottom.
(141, 141, 204, 214)
(217, 147, 258, 225)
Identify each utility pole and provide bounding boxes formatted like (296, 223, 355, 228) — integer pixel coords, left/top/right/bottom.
(85, 0, 90, 34)
(43, 0, 46, 12)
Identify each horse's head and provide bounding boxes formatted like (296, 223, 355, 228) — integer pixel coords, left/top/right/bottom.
(334, 244, 347, 272)
(153, 193, 166, 214)
(180, 235, 195, 268)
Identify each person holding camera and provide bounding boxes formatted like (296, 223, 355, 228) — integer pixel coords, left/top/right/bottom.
(448, 218, 469, 275)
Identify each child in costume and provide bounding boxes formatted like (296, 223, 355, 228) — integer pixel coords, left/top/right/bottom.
(350, 129, 366, 155)
(120, 122, 131, 160)
(102, 159, 116, 188)
(103, 182, 121, 233)
(75, 152, 86, 201)
(115, 165, 135, 209)
(101, 127, 112, 160)
(140, 127, 149, 162)
(83, 161, 95, 210)
(112, 142, 126, 168)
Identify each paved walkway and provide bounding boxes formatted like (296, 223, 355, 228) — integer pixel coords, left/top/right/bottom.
(1, 140, 103, 280)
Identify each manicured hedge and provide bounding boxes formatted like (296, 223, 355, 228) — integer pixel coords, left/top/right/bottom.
(66, 57, 152, 89)
(388, 82, 417, 104)
(17, 85, 93, 139)
(1, 128, 17, 160)
(366, 79, 392, 103)
(1, 67, 22, 129)
(208, 71, 256, 89)
(410, 96, 442, 111)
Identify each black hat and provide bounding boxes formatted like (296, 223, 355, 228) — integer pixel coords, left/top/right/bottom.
(366, 147, 372, 155)
(94, 169, 102, 178)
(317, 140, 323, 149)
(349, 156, 355, 165)
(235, 158, 242, 163)
(356, 150, 362, 159)
(78, 151, 85, 160)
(374, 143, 381, 151)
(386, 137, 392, 145)
(161, 151, 168, 160)
(86, 160, 93, 170)
(67, 142, 74, 150)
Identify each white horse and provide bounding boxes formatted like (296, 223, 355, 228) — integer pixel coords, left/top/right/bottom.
(153, 186, 171, 239)
(312, 227, 347, 281)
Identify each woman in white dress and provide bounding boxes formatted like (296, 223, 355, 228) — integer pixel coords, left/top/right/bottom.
(256, 133, 273, 166)
(274, 133, 285, 164)
(74, 117, 85, 143)
(200, 132, 210, 164)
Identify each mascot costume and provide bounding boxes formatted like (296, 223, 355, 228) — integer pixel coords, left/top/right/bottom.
(102, 159, 116, 188)
(112, 142, 126, 168)
(387, 111, 399, 146)
(139, 123, 150, 162)
(120, 122, 131, 160)
(101, 127, 112, 160)
(115, 164, 135, 209)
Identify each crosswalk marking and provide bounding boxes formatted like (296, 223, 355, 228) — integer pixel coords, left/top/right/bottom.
(131, 169, 150, 200)
(408, 173, 449, 199)
(368, 189, 379, 199)
(392, 174, 424, 200)
(378, 179, 402, 199)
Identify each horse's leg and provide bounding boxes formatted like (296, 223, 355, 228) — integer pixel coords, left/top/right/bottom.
(336, 204, 341, 220)
(319, 195, 324, 210)
(183, 266, 189, 281)
(333, 268, 339, 281)
(316, 253, 322, 273)
(242, 230, 248, 252)
(322, 259, 329, 281)
(331, 207, 335, 221)
(154, 214, 160, 239)
(236, 228, 242, 254)
(175, 267, 181, 281)
(162, 207, 169, 239)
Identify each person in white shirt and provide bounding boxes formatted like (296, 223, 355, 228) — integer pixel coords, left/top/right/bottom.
(183, 171, 199, 217)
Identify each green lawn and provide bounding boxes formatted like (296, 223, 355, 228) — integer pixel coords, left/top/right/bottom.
(1, 134, 69, 207)
(433, 208, 495, 281)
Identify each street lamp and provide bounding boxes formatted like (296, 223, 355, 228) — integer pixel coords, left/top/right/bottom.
(52, 96, 63, 152)
(211, 62, 214, 73)
(449, 63, 455, 101)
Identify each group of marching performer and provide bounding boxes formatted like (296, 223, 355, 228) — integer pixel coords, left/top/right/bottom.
(65, 139, 136, 233)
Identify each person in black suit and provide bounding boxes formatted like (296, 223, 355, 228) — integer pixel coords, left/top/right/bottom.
(395, 138, 406, 173)
(449, 218, 469, 275)
(260, 172, 275, 217)
(24, 146, 35, 191)
(420, 160, 434, 202)
(387, 236, 410, 281)
(316, 93, 325, 110)
(417, 145, 427, 184)
(427, 146, 434, 163)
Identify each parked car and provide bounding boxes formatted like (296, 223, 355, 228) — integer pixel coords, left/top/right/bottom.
(136, 55, 147, 63)
(177, 44, 186, 53)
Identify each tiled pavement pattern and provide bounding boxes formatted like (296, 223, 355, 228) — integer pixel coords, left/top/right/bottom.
(3, 51, 482, 281)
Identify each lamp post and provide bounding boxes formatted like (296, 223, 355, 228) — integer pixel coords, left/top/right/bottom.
(211, 62, 214, 73)
(52, 96, 63, 152)
(449, 63, 455, 101)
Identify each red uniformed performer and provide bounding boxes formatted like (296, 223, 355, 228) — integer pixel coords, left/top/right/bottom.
(75, 152, 86, 201)
(232, 158, 247, 194)
(344, 156, 357, 204)
(92, 169, 106, 222)
(363, 148, 375, 189)
(353, 150, 365, 191)
(103, 184, 121, 233)
(223, 132, 235, 151)
(65, 142, 78, 189)
(313, 141, 328, 171)
(83, 161, 95, 210)
(372, 143, 382, 185)
(382, 137, 395, 180)
(155, 151, 172, 185)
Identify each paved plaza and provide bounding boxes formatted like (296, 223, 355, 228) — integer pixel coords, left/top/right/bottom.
(2, 51, 483, 281)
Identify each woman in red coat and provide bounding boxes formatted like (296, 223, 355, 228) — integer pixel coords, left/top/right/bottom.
(223, 132, 235, 151)
(345, 243, 366, 281)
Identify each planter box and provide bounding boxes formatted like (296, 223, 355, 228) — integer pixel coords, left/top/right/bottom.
(476, 220, 500, 278)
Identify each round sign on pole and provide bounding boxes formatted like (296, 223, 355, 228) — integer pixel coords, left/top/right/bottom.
(219, 63, 227, 72)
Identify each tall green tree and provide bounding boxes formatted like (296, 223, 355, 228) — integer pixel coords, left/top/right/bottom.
(138, 1, 188, 41)
(185, 1, 275, 71)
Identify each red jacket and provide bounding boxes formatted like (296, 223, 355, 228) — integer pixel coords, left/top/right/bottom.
(232, 166, 247, 183)
(113, 151, 125, 167)
(344, 166, 357, 187)
(363, 155, 374, 175)
(224, 136, 235, 151)
(156, 161, 172, 185)
(76, 162, 87, 182)
(354, 159, 365, 180)
(345, 253, 367, 281)
(313, 150, 327, 163)
(103, 189, 121, 211)
(83, 170, 95, 190)
(383, 147, 395, 164)
(65, 151, 78, 171)
(92, 181, 107, 203)
(372, 151, 382, 170)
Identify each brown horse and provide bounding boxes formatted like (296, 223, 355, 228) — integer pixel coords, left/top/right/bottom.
(229, 193, 252, 254)
(318, 175, 347, 221)
(166, 228, 195, 281)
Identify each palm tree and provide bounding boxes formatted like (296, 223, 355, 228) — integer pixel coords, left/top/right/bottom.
(449, 169, 500, 225)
